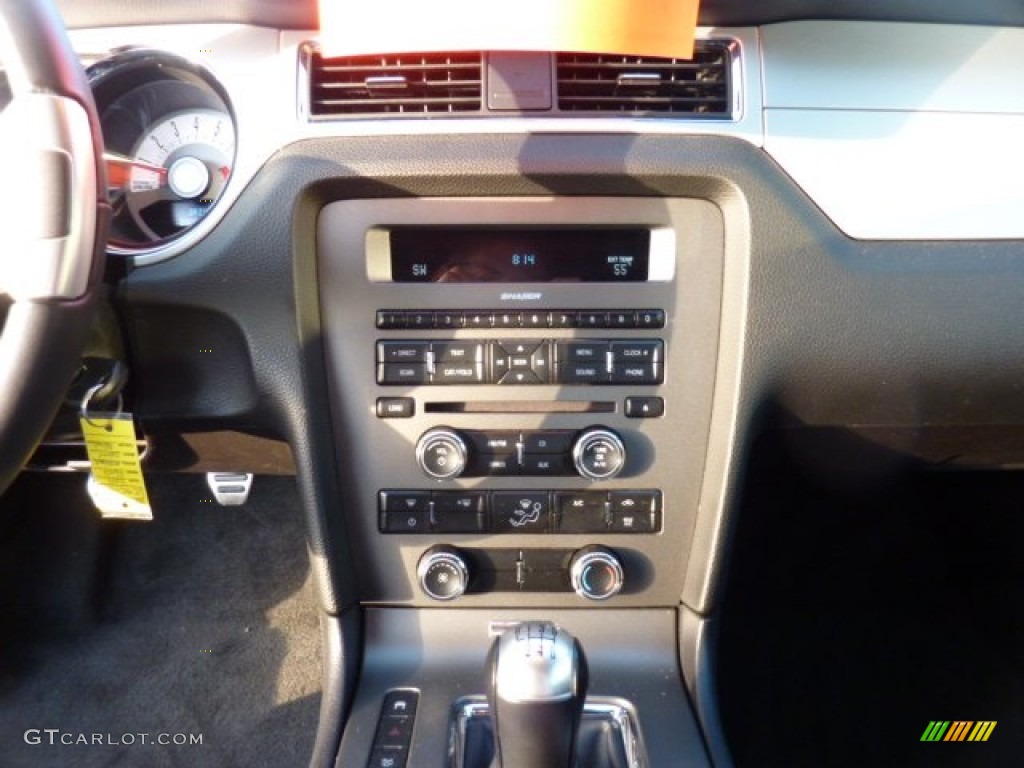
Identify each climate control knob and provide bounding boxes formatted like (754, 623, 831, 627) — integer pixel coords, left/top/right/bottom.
(417, 545, 470, 601)
(569, 546, 624, 601)
(416, 427, 469, 479)
(571, 427, 626, 480)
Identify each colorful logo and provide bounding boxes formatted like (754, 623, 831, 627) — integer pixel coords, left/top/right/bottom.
(921, 721, 996, 742)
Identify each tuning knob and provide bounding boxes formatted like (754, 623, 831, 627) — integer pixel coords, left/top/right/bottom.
(417, 545, 470, 601)
(569, 546, 624, 601)
(571, 427, 626, 480)
(415, 427, 469, 480)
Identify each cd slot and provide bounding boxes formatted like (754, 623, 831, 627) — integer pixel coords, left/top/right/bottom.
(425, 401, 616, 415)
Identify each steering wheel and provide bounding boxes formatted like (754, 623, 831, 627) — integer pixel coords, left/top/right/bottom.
(0, 0, 107, 493)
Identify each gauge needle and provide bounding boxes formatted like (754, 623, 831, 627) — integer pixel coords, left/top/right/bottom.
(105, 153, 168, 190)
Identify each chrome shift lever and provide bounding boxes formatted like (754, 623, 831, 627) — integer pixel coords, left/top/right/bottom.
(486, 621, 588, 768)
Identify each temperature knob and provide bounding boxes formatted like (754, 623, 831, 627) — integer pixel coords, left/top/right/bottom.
(569, 546, 624, 601)
(416, 427, 469, 480)
(417, 545, 470, 601)
(572, 427, 626, 480)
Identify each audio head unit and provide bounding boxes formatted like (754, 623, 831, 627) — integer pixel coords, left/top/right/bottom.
(367, 223, 676, 283)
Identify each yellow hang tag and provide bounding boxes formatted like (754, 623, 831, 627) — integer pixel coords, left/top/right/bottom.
(80, 413, 152, 520)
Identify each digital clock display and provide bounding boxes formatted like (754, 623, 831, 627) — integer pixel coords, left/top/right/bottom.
(389, 228, 651, 283)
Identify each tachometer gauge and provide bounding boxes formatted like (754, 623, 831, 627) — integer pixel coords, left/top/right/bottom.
(120, 109, 235, 241)
(88, 50, 236, 257)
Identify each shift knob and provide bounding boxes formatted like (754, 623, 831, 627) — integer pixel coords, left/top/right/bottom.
(487, 622, 588, 768)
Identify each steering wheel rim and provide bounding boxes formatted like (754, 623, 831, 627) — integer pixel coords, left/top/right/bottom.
(0, 0, 108, 493)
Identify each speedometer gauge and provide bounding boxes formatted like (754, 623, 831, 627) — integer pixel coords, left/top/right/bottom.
(88, 50, 236, 257)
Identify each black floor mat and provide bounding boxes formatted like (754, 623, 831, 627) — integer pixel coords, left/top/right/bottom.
(717, 433, 1024, 768)
(0, 473, 321, 768)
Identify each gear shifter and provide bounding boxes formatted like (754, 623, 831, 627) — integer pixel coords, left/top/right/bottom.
(486, 622, 588, 768)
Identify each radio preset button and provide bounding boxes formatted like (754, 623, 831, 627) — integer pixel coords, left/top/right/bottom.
(465, 312, 492, 329)
(577, 311, 608, 328)
(406, 311, 435, 329)
(608, 311, 637, 328)
(376, 310, 407, 329)
(493, 312, 522, 328)
(520, 312, 549, 328)
(637, 309, 666, 328)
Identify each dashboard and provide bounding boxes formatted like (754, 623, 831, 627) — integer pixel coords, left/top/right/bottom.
(18, 1, 1024, 766)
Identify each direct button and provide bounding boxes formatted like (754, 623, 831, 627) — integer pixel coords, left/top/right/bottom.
(377, 341, 429, 363)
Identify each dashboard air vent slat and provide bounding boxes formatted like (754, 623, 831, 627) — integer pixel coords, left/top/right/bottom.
(308, 51, 483, 117)
(556, 40, 732, 116)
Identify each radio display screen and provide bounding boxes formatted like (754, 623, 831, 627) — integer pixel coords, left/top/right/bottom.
(388, 228, 651, 283)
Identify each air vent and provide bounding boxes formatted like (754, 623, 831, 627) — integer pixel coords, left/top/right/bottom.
(307, 50, 483, 117)
(556, 40, 733, 116)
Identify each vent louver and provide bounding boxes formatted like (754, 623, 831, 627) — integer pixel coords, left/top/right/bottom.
(307, 50, 483, 117)
(556, 40, 733, 116)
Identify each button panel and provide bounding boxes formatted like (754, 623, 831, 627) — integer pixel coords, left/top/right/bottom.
(367, 689, 420, 768)
(379, 490, 662, 534)
(377, 308, 665, 330)
(376, 338, 664, 385)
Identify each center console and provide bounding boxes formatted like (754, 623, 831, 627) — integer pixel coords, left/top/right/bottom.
(317, 196, 724, 766)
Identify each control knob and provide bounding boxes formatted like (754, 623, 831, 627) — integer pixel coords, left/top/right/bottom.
(417, 545, 470, 601)
(569, 545, 624, 600)
(571, 427, 626, 480)
(415, 427, 469, 479)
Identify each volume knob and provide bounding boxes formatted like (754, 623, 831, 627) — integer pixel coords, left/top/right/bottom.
(416, 427, 469, 479)
(572, 427, 626, 480)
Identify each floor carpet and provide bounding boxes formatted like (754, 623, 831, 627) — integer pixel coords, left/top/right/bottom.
(0, 472, 322, 768)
